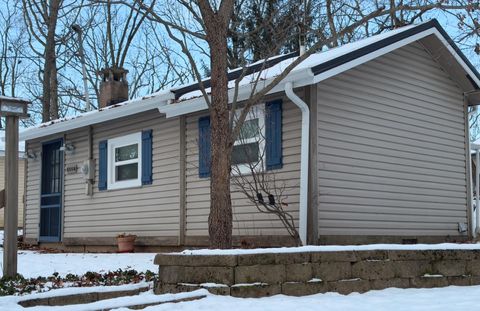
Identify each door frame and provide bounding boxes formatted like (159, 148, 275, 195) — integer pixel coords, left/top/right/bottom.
(39, 138, 64, 242)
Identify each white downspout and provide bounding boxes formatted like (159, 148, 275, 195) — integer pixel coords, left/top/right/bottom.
(285, 81, 309, 245)
(471, 141, 480, 238)
(473, 146, 480, 238)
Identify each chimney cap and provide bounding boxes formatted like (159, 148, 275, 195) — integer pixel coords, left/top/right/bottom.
(97, 67, 129, 77)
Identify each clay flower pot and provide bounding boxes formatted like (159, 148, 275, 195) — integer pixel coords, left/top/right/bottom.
(116, 234, 137, 253)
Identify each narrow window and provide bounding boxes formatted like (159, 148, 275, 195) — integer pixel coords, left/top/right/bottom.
(107, 132, 142, 189)
(232, 105, 265, 175)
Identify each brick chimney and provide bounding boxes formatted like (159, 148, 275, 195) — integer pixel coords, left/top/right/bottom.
(98, 67, 128, 108)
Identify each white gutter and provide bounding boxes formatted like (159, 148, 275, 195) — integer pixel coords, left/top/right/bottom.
(159, 69, 314, 118)
(20, 92, 174, 141)
(473, 143, 480, 238)
(284, 81, 309, 246)
(477, 149, 480, 237)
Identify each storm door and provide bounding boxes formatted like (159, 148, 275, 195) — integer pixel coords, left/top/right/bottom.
(39, 139, 63, 241)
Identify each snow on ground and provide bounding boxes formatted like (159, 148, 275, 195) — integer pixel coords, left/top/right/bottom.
(176, 242, 480, 256)
(0, 230, 156, 278)
(1, 286, 479, 311)
(137, 286, 480, 311)
(0, 250, 157, 278)
(136, 286, 480, 311)
(0, 230, 23, 246)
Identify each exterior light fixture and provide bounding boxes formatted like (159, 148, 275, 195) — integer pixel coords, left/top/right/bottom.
(26, 149, 37, 160)
(60, 142, 75, 153)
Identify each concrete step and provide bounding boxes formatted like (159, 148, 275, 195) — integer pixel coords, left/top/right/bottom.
(17, 285, 206, 310)
(18, 284, 149, 308)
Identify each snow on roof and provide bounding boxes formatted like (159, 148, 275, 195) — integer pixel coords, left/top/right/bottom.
(20, 89, 174, 141)
(173, 24, 419, 103)
(0, 95, 29, 103)
(20, 19, 479, 141)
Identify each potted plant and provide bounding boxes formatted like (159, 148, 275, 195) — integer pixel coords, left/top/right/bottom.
(116, 233, 137, 253)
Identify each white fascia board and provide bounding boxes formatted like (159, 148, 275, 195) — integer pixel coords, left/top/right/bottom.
(312, 28, 480, 88)
(432, 29, 480, 88)
(159, 69, 314, 118)
(20, 93, 174, 141)
(313, 28, 436, 84)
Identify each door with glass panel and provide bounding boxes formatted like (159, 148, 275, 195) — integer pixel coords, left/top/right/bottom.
(39, 139, 63, 242)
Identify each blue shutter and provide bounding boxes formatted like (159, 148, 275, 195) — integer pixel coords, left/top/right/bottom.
(198, 116, 211, 178)
(142, 129, 153, 185)
(98, 140, 108, 190)
(266, 99, 283, 170)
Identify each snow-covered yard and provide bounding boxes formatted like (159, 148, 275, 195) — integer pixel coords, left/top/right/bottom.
(137, 286, 480, 311)
(0, 250, 157, 278)
(0, 229, 23, 246)
(0, 285, 479, 310)
(0, 230, 156, 278)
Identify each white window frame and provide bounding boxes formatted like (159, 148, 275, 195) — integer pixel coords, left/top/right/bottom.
(232, 104, 265, 175)
(107, 132, 142, 190)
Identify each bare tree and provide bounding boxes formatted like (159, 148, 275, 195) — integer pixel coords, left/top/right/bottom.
(23, 0, 60, 122)
(21, 0, 88, 122)
(230, 105, 300, 245)
(0, 1, 32, 128)
(0, 2, 28, 98)
(59, 0, 191, 110)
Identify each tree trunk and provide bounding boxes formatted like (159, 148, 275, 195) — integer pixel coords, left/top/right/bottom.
(195, 0, 235, 248)
(42, 0, 60, 122)
(50, 61, 59, 120)
(207, 26, 233, 249)
(196, 0, 235, 249)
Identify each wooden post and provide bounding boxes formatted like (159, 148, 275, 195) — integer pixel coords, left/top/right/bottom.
(3, 116, 19, 277)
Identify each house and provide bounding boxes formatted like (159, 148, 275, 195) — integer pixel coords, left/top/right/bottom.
(20, 19, 479, 251)
(0, 130, 25, 229)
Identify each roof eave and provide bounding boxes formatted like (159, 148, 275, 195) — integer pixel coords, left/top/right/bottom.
(20, 92, 174, 141)
(159, 68, 315, 118)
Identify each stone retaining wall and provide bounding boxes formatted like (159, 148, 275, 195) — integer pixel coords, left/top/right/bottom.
(154, 249, 480, 297)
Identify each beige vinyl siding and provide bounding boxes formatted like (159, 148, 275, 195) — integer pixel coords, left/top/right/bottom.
(0, 157, 25, 228)
(185, 99, 301, 237)
(24, 111, 181, 241)
(25, 141, 41, 240)
(316, 41, 467, 236)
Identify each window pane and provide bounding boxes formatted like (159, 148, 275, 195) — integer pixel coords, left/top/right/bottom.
(232, 142, 259, 165)
(115, 144, 138, 162)
(116, 163, 138, 181)
(239, 119, 259, 141)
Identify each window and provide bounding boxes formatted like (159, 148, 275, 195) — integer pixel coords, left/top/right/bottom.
(107, 132, 142, 189)
(232, 105, 265, 174)
(197, 99, 282, 178)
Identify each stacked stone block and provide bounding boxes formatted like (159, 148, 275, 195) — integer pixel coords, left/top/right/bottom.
(154, 249, 480, 298)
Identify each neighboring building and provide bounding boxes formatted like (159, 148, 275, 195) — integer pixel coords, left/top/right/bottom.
(0, 130, 25, 229)
(20, 20, 478, 250)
